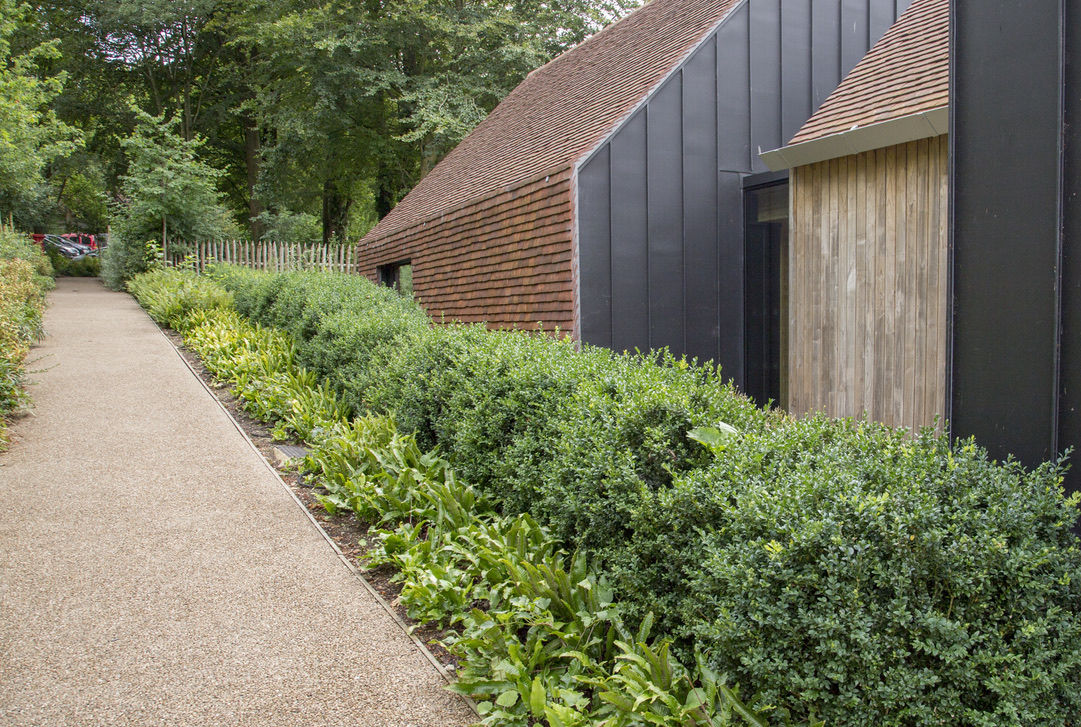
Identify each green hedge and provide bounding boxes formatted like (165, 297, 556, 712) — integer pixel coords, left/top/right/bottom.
(207, 265, 1081, 726)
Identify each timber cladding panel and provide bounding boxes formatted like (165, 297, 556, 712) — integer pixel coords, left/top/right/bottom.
(355, 168, 575, 334)
(788, 134, 948, 430)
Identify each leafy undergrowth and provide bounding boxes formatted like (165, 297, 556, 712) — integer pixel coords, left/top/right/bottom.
(0, 229, 54, 448)
(130, 267, 800, 726)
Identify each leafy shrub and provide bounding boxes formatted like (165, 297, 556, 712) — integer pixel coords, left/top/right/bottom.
(201, 266, 1081, 724)
(132, 267, 786, 725)
(127, 267, 233, 331)
(305, 415, 783, 726)
(45, 246, 100, 277)
(0, 229, 53, 447)
(101, 235, 161, 290)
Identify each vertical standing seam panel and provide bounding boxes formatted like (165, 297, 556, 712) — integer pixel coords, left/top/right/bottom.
(1061, 0, 1081, 500)
(718, 172, 746, 385)
(610, 111, 650, 352)
(713, 5, 753, 378)
(869, 0, 896, 50)
(577, 147, 613, 347)
(811, 0, 842, 111)
(952, 0, 1062, 464)
(781, 0, 813, 143)
(683, 36, 722, 364)
(647, 75, 686, 351)
(841, 0, 870, 75)
(749, 0, 782, 173)
(717, 2, 752, 172)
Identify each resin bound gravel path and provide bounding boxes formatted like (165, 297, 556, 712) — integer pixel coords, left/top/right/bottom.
(0, 278, 474, 727)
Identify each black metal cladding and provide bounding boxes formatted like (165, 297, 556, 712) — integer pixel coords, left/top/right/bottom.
(576, 0, 910, 387)
(950, 0, 1080, 504)
(1064, 0, 1081, 503)
(952, 0, 1063, 463)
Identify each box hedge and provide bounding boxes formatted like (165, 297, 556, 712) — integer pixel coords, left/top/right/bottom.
(207, 265, 1081, 726)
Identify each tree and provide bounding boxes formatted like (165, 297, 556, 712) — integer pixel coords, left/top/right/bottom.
(30, 0, 642, 243)
(245, 0, 639, 243)
(0, 0, 80, 224)
(103, 106, 236, 288)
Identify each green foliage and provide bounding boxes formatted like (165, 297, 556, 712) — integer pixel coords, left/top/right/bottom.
(44, 247, 100, 277)
(126, 267, 232, 331)
(101, 237, 165, 290)
(672, 425, 1081, 726)
(128, 269, 351, 444)
(302, 412, 772, 726)
(106, 106, 237, 288)
(54, 169, 110, 232)
(0, 227, 52, 448)
(252, 208, 322, 245)
(0, 0, 81, 219)
(28, 0, 643, 241)
(208, 266, 1081, 726)
(131, 266, 777, 726)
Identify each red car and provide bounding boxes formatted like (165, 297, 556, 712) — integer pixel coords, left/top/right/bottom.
(61, 233, 96, 250)
(29, 233, 98, 251)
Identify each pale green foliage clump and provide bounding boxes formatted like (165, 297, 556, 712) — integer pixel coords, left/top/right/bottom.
(0, 227, 52, 448)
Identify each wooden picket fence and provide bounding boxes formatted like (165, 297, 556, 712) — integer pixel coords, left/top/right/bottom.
(165, 239, 357, 274)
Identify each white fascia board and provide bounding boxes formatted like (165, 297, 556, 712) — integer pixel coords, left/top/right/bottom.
(759, 106, 949, 170)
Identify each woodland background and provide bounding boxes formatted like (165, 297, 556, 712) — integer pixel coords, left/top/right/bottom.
(3, 0, 637, 245)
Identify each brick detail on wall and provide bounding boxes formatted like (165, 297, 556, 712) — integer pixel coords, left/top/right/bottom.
(356, 166, 575, 335)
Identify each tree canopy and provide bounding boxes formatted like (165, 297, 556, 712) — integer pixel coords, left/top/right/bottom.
(14, 0, 639, 241)
(0, 0, 79, 224)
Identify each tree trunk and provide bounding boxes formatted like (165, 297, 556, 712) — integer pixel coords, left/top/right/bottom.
(375, 161, 396, 220)
(243, 115, 265, 240)
(322, 179, 352, 244)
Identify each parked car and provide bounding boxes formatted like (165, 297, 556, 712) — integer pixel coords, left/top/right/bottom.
(42, 234, 91, 260)
(60, 232, 97, 251)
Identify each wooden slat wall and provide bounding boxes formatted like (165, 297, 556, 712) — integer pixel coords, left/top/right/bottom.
(788, 134, 949, 430)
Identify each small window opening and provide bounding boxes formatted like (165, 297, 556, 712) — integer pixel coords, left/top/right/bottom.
(378, 261, 413, 298)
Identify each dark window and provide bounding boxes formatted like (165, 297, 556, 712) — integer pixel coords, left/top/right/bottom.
(743, 180, 789, 409)
(378, 261, 413, 298)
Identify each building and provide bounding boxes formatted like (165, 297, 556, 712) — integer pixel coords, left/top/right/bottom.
(358, 0, 1081, 497)
(760, 0, 949, 431)
(357, 0, 914, 367)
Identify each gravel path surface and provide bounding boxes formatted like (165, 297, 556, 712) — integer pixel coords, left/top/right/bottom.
(0, 278, 474, 727)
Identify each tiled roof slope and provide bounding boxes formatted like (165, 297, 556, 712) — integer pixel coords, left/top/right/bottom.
(362, 0, 741, 245)
(789, 0, 948, 146)
(355, 169, 575, 332)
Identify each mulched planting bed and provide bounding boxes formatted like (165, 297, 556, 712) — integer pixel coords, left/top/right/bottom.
(163, 329, 461, 674)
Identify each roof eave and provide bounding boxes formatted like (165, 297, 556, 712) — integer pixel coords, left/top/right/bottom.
(759, 105, 950, 170)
